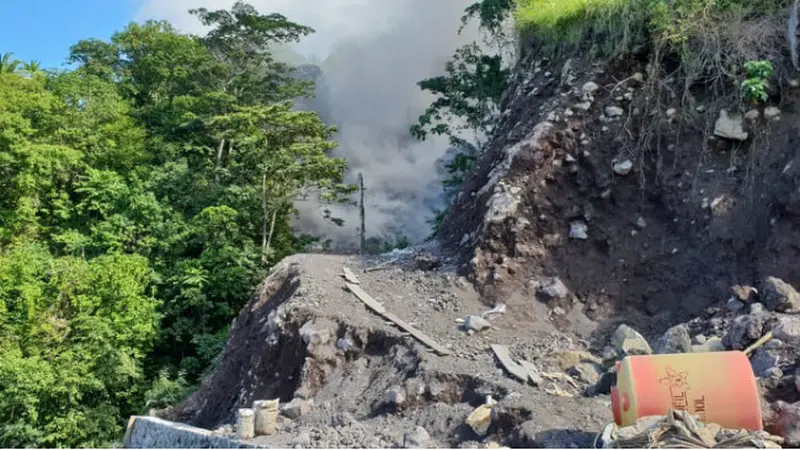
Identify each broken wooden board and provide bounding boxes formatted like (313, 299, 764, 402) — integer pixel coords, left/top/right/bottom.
(364, 257, 399, 272)
(517, 359, 543, 386)
(345, 282, 451, 356)
(342, 267, 360, 285)
(490, 345, 528, 383)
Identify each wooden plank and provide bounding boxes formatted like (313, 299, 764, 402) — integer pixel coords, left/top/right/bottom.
(342, 267, 360, 285)
(518, 359, 543, 386)
(344, 282, 451, 356)
(491, 344, 528, 382)
(345, 282, 386, 315)
(383, 311, 452, 356)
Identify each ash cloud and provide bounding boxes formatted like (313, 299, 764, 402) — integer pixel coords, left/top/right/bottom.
(136, 0, 477, 248)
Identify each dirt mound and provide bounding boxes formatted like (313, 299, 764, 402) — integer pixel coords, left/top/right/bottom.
(167, 251, 614, 448)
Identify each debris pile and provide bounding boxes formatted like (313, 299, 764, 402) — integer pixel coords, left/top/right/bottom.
(601, 410, 784, 448)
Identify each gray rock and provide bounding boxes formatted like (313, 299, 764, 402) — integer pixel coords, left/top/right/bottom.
(336, 337, 353, 352)
(749, 303, 765, 315)
(569, 221, 588, 240)
(692, 336, 726, 353)
(540, 277, 569, 299)
(514, 420, 538, 447)
(404, 426, 432, 448)
(581, 81, 599, 96)
(293, 432, 312, 448)
(605, 106, 624, 117)
(776, 401, 800, 447)
(773, 316, 800, 345)
(713, 109, 748, 141)
(744, 109, 760, 121)
(693, 334, 707, 345)
(762, 276, 800, 312)
(281, 398, 313, 420)
(795, 367, 800, 393)
(613, 324, 652, 356)
(571, 362, 602, 385)
(726, 298, 745, 312)
(764, 106, 781, 120)
(464, 315, 492, 332)
(750, 349, 779, 377)
(299, 321, 330, 346)
(613, 160, 633, 176)
(654, 324, 692, 354)
(731, 285, 758, 302)
(383, 386, 407, 407)
(723, 313, 769, 350)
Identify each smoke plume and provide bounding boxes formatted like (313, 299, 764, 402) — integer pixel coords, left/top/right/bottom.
(136, 0, 477, 248)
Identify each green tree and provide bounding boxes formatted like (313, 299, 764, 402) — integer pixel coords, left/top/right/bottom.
(0, 52, 20, 74)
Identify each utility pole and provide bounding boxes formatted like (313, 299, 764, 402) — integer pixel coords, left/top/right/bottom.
(358, 172, 366, 256)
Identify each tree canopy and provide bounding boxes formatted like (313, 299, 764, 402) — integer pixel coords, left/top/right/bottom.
(0, 2, 350, 446)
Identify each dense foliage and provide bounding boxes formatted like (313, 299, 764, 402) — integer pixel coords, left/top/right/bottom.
(0, 2, 350, 446)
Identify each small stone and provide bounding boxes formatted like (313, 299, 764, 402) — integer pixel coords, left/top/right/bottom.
(613, 160, 633, 176)
(635, 217, 646, 229)
(764, 106, 781, 120)
(613, 324, 652, 356)
(727, 298, 745, 312)
(654, 324, 692, 354)
(571, 362, 603, 385)
(773, 316, 800, 345)
(713, 109, 748, 141)
(281, 398, 313, 419)
(605, 106, 624, 117)
(749, 302, 765, 315)
(666, 108, 677, 120)
(762, 276, 800, 312)
(582, 81, 599, 96)
(514, 421, 538, 448)
(745, 109, 760, 121)
(776, 401, 800, 446)
(632, 72, 644, 83)
(336, 337, 353, 352)
(692, 336, 726, 353)
(404, 426, 432, 448)
(293, 432, 312, 447)
(723, 313, 769, 350)
(694, 334, 707, 345)
(383, 386, 407, 407)
(731, 285, 758, 302)
(696, 105, 707, 113)
(299, 321, 330, 346)
(750, 349, 779, 377)
(464, 315, 492, 332)
(790, 79, 800, 88)
(539, 277, 569, 299)
(569, 221, 588, 240)
(574, 101, 592, 111)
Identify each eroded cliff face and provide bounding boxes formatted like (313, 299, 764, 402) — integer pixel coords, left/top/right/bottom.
(439, 50, 800, 330)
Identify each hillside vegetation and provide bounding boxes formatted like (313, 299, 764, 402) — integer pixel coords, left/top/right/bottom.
(0, 2, 351, 446)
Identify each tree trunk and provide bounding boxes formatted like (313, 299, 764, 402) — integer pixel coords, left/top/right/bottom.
(265, 208, 278, 262)
(261, 171, 268, 261)
(215, 138, 225, 182)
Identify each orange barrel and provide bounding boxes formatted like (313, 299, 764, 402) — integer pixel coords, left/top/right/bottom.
(610, 351, 763, 430)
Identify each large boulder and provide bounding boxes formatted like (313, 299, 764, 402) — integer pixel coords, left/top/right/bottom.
(713, 109, 748, 141)
(762, 277, 800, 312)
(653, 325, 692, 354)
(613, 325, 652, 356)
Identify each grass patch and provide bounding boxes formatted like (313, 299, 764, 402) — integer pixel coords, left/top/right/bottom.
(514, 0, 653, 57)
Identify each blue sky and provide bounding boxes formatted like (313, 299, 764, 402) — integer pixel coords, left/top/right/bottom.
(0, 0, 140, 70)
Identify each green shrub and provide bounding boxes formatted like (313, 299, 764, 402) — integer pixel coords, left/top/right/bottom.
(741, 60, 773, 103)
